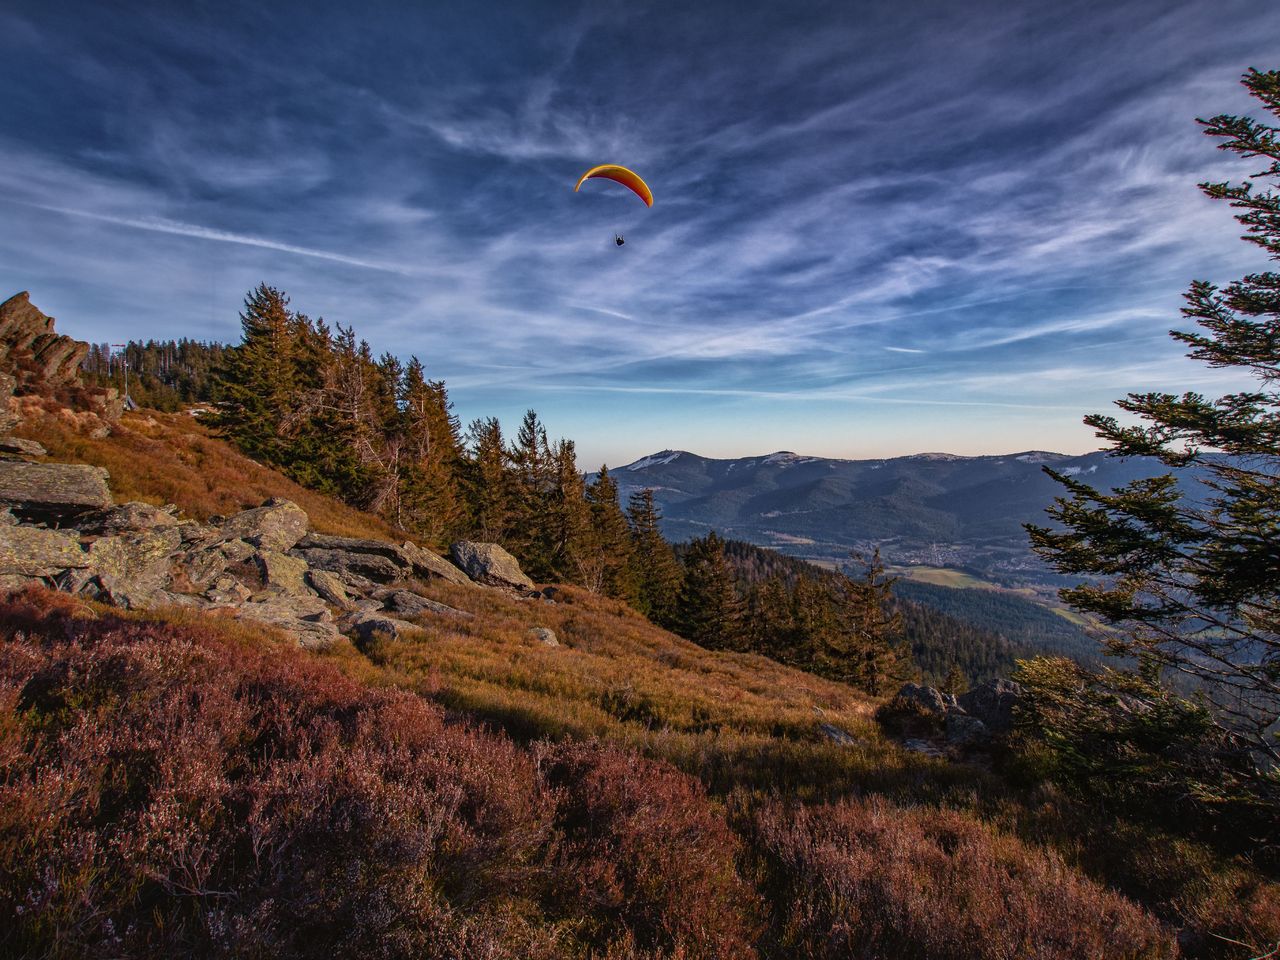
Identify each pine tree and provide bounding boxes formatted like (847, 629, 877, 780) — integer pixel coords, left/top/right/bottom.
(677, 531, 744, 650)
(398, 357, 466, 546)
(828, 550, 906, 695)
(581, 466, 637, 599)
(543, 439, 592, 583)
(626, 488, 684, 628)
(1027, 68, 1280, 769)
(464, 417, 514, 544)
(213, 284, 298, 462)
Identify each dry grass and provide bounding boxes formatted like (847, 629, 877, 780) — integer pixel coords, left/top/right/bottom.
(19, 406, 399, 539)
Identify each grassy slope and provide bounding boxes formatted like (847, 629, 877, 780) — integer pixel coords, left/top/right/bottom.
(14, 405, 1279, 953)
(20, 407, 399, 540)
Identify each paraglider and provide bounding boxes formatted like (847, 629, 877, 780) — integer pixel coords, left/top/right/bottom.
(574, 164, 653, 206)
(575, 164, 651, 247)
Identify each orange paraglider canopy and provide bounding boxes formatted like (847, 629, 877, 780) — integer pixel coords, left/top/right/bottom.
(574, 164, 653, 207)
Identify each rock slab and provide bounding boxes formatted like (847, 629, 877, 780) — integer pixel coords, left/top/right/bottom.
(449, 540, 535, 592)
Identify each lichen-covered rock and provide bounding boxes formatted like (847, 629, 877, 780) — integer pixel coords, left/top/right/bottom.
(290, 534, 410, 584)
(449, 540, 534, 592)
(306, 568, 355, 609)
(231, 600, 343, 650)
(0, 523, 87, 576)
(340, 609, 423, 644)
(83, 526, 183, 609)
(528, 627, 558, 647)
(377, 588, 472, 619)
(398, 540, 473, 586)
(255, 550, 311, 595)
(956, 679, 1024, 734)
(219, 498, 309, 553)
(78, 501, 179, 535)
(0, 461, 111, 523)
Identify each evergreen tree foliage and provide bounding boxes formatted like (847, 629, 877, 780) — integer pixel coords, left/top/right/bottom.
(464, 417, 514, 544)
(828, 550, 908, 696)
(677, 531, 744, 650)
(627, 489, 685, 628)
(213, 284, 297, 464)
(1026, 68, 1280, 771)
(581, 466, 637, 600)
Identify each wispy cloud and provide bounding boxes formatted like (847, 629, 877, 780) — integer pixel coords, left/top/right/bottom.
(1, 0, 1277, 466)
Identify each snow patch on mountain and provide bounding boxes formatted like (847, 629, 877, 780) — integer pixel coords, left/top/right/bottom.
(627, 451, 682, 471)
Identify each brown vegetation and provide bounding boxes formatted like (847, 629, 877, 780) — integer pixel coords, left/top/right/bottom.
(18, 406, 399, 539)
(0, 587, 754, 959)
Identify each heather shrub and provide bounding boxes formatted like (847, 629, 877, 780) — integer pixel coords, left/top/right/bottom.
(745, 796, 1173, 960)
(0, 588, 781, 959)
(536, 741, 760, 959)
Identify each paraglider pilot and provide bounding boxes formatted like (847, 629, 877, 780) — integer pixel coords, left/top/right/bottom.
(615, 234, 625, 246)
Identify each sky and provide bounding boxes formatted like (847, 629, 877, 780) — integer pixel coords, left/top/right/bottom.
(2, 0, 1278, 468)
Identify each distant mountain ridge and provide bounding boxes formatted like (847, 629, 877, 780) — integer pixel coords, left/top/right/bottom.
(605, 447, 1209, 587)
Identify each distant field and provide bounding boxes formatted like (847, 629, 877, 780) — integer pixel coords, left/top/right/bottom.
(891, 565, 998, 589)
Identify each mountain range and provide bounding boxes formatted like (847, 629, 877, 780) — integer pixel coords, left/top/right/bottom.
(608, 448, 1209, 588)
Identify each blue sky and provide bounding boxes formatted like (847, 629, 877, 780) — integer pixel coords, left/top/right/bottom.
(2, 0, 1277, 468)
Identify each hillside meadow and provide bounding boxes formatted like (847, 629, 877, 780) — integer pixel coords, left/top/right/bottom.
(5, 405, 1278, 957)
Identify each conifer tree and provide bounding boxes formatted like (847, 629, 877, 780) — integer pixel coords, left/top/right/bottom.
(626, 488, 684, 627)
(464, 417, 514, 543)
(1027, 68, 1280, 768)
(677, 531, 744, 650)
(828, 550, 906, 695)
(398, 357, 466, 545)
(581, 466, 637, 599)
(544, 439, 592, 583)
(213, 284, 297, 462)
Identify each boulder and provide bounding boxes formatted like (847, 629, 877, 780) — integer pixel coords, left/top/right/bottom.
(945, 712, 991, 747)
(819, 723, 860, 746)
(82, 526, 183, 609)
(449, 541, 535, 592)
(376, 588, 472, 619)
(219, 498, 309, 552)
(956, 679, 1024, 734)
(893, 682, 958, 717)
(527, 626, 559, 647)
(78, 501, 179, 535)
(340, 610, 423, 644)
(232, 600, 343, 650)
(0, 523, 87, 576)
(290, 534, 411, 584)
(0, 436, 45, 458)
(0, 461, 111, 524)
(398, 540, 473, 586)
(306, 569, 355, 609)
(255, 550, 312, 595)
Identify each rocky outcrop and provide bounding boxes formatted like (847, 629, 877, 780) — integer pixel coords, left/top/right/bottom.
(0, 292, 89, 387)
(450, 540, 536, 592)
(0, 461, 112, 524)
(219, 498, 309, 552)
(376, 588, 473, 620)
(292, 533, 472, 588)
(886, 678, 1026, 750)
(341, 610, 423, 644)
(0, 463, 540, 649)
(0, 523, 87, 577)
